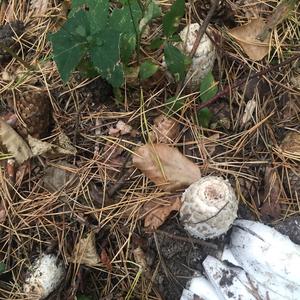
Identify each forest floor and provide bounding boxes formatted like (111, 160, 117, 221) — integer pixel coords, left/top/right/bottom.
(0, 1, 299, 299)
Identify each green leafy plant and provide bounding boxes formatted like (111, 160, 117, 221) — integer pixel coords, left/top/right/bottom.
(49, 0, 162, 87)
(197, 71, 218, 127)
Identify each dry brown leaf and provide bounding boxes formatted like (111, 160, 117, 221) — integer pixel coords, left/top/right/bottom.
(242, 100, 257, 124)
(0, 120, 32, 164)
(72, 232, 100, 267)
(100, 248, 112, 271)
(133, 144, 201, 192)
(30, 0, 48, 15)
(28, 133, 76, 157)
(260, 166, 282, 221)
(108, 120, 132, 136)
(149, 114, 180, 143)
(133, 246, 148, 272)
(228, 18, 271, 61)
(257, 0, 297, 41)
(143, 196, 181, 230)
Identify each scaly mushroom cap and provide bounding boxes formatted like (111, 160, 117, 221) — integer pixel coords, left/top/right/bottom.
(180, 176, 238, 239)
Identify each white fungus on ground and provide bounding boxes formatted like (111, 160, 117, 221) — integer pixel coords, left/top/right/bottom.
(178, 23, 216, 90)
(23, 253, 65, 299)
(180, 176, 238, 239)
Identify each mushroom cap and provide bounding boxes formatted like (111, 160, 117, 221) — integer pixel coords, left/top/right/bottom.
(180, 176, 238, 239)
(178, 23, 216, 90)
(23, 254, 64, 299)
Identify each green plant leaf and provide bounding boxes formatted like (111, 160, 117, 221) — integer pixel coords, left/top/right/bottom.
(199, 71, 218, 102)
(164, 42, 191, 81)
(88, 0, 109, 33)
(139, 0, 161, 32)
(197, 108, 213, 128)
(139, 60, 158, 80)
(49, 11, 89, 82)
(120, 33, 136, 64)
(109, 0, 143, 35)
(165, 96, 184, 116)
(90, 30, 124, 87)
(149, 37, 164, 49)
(162, 0, 185, 37)
(0, 262, 5, 274)
(76, 295, 91, 300)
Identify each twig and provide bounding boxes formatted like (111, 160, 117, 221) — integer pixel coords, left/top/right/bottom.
(196, 52, 300, 110)
(175, 0, 219, 96)
(156, 229, 218, 249)
(189, 0, 219, 58)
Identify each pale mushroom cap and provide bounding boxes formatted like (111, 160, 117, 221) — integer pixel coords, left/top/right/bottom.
(180, 176, 238, 239)
(23, 254, 65, 299)
(178, 23, 216, 90)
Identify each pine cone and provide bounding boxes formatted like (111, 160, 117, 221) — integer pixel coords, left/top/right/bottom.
(0, 21, 24, 63)
(194, 0, 233, 24)
(10, 90, 51, 139)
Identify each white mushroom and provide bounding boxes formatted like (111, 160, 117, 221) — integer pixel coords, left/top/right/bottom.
(23, 253, 65, 299)
(178, 23, 216, 90)
(180, 176, 238, 239)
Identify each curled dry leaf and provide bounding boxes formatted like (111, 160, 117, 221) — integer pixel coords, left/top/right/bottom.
(260, 166, 282, 221)
(108, 120, 132, 136)
(242, 100, 256, 124)
(72, 232, 100, 267)
(28, 133, 76, 157)
(149, 114, 180, 143)
(133, 144, 201, 192)
(0, 119, 32, 164)
(228, 18, 270, 61)
(142, 196, 181, 231)
(42, 161, 79, 193)
(133, 246, 148, 272)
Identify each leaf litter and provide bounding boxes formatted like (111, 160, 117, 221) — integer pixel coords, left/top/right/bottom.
(0, 1, 299, 300)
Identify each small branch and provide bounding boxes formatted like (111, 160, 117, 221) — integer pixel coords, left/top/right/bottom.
(189, 0, 219, 58)
(175, 0, 219, 96)
(196, 52, 300, 110)
(156, 229, 218, 249)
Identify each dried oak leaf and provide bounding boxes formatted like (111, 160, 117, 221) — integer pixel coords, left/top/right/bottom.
(280, 131, 300, 158)
(0, 119, 32, 164)
(133, 144, 201, 192)
(260, 166, 282, 221)
(71, 232, 100, 267)
(228, 18, 270, 61)
(149, 114, 180, 143)
(142, 196, 181, 231)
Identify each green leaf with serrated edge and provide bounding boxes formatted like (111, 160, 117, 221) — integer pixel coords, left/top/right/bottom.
(162, 0, 185, 37)
(139, 0, 161, 32)
(49, 11, 88, 82)
(120, 33, 136, 64)
(90, 30, 124, 87)
(149, 37, 164, 49)
(164, 43, 191, 81)
(109, 0, 143, 34)
(197, 108, 213, 128)
(139, 60, 158, 80)
(199, 71, 218, 102)
(165, 96, 184, 116)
